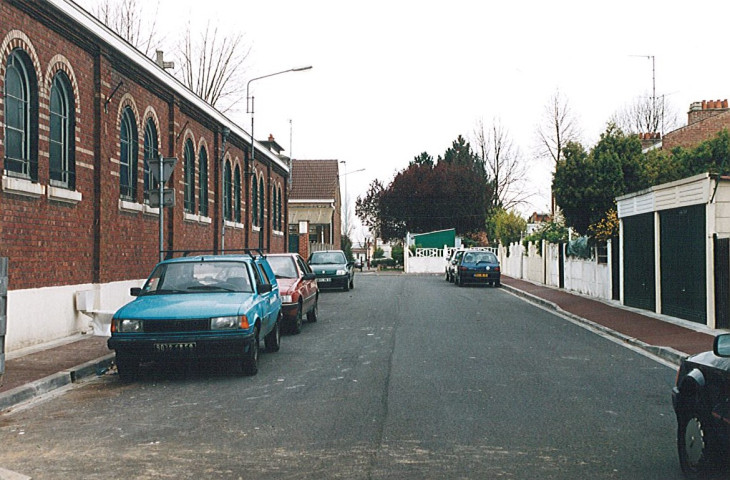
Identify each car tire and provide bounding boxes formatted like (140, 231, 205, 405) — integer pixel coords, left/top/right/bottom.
(677, 407, 721, 478)
(343, 280, 350, 292)
(350, 276, 355, 289)
(290, 303, 303, 334)
(307, 297, 318, 322)
(455, 275, 462, 287)
(265, 314, 282, 352)
(241, 327, 260, 376)
(495, 280, 501, 288)
(115, 353, 139, 380)
(445, 271, 450, 282)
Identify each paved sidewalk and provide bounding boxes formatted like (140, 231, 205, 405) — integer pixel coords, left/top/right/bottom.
(0, 275, 721, 414)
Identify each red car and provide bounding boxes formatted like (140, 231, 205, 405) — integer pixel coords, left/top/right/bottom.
(266, 253, 319, 334)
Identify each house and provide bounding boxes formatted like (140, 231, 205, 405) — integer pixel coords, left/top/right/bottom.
(0, 0, 289, 353)
(288, 160, 342, 257)
(662, 99, 730, 151)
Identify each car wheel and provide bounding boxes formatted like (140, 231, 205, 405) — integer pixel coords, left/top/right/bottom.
(290, 303, 303, 334)
(343, 280, 350, 292)
(350, 276, 355, 289)
(265, 314, 282, 352)
(677, 407, 720, 478)
(455, 275, 462, 287)
(115, 353, 139, 380)
(495, 279, 501, 288)
(307, 297, 318, 323)
(241, 327, 260, 376)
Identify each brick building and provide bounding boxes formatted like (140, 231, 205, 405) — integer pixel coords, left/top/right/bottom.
(1, 0, 289, 351)
(662, 99, 730, 151)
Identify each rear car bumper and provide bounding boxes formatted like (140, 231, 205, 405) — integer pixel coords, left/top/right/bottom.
(460, 272, 501, 284)
(108, 332, 255, 361)
(281, 302, 299, 320)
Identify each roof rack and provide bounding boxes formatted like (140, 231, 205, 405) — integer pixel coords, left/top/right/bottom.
(161, 248, 268, 260)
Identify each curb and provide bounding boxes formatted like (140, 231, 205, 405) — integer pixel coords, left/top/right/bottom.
(0, 353, 115, 413)
(502, 284, 686, 366)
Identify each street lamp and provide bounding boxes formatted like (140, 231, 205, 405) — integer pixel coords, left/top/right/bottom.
(339, 160, 365, 235)
(246, 66, 312, 250)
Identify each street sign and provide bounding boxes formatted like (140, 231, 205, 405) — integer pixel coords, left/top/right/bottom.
(149, 188, 175, 208)
(149, 156, 177, 183)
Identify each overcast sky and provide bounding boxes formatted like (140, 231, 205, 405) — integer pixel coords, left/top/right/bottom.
(79, 0, 730, 240)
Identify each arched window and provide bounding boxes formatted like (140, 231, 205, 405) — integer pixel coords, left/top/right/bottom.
(234, 165, 241, 223)
(49, 71, 75, 188)
(224, 160, 232, 221)
(198, 146, 208, 216)
(277, 186, 283, 231)
(271, 187, 277, 231)
(259, 177, 265, 228)
(119, 107, 138, 201)
(183, 139, 195, 213)
(143, 118, 158, 203)
(251, 173, 258, 227)
(4, 49, 37, 180)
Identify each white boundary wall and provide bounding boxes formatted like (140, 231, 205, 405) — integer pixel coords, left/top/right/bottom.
(6, 279, 144, 352)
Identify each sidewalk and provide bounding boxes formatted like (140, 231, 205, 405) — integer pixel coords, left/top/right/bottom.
(0, 275, 720, 414)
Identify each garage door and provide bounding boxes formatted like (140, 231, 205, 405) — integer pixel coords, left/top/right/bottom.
(623, 213, 655, 312)
(660, 205, 706, 324)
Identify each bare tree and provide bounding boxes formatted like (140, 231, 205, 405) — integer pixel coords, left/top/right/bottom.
(87, 0, 249, 112)
(177, 21, 250, 112)
(474, 118, 531, 212)
(535, 89, 580, 215)
(535, 89, 581, 167)
(611, 92, 680, 136)
(92, 0, 163, 57)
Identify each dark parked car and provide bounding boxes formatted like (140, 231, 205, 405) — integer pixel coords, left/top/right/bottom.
(267, 253, 319, 334)
(308, 250, 354, 291)
(108, 253, 282, 378)
(454, 249, 500, 287)
(672, 333, 730, 478)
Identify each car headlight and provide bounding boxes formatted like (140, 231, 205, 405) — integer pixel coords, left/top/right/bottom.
(281, 295, 293, 303)
(114, 319, 143, 333)
(210, 316, 241, 330)
(336, 269, 347, 275)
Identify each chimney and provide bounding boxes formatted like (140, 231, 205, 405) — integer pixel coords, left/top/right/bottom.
(268, 134, 275, 142)
(688, 98, 730, 125)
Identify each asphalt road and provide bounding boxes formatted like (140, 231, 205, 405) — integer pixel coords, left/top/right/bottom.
(0, 274, 682, 479)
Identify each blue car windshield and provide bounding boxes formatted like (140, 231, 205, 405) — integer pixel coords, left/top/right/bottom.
(310, 252, 346, 265)
(142, 261, 253, 294)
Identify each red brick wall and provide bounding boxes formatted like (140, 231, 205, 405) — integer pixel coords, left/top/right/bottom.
(663, 110, 730, 151)
(0, 0, 288, 291)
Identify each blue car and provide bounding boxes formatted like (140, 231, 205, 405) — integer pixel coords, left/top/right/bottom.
(454, 249, 501, 287)
(107, 253, 282, 378)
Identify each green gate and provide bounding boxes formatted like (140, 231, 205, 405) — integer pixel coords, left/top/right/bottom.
(623, 213, 655, 312)
(660, 205, 706, 324)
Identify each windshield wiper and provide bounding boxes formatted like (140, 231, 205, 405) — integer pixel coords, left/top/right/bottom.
(186, 285, 237, 292)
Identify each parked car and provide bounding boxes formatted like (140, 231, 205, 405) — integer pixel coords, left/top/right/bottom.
(309, 250, 355, 291)
(454, 249, 500, 287)
(107, 253, 282, 378)
(445, 249, 465, 283)
(672, 333, 730, 478)
(267, 253, 319, 334)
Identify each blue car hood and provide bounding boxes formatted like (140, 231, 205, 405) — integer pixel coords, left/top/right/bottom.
(114, 292, 257, 320)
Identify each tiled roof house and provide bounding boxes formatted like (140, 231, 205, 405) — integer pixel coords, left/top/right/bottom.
(289, 160, 342, 250)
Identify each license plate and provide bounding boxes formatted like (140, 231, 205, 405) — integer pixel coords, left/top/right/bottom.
(154, 342, 196, 352)
(474, 273, 489, 278)
(318, 278, 331, 283)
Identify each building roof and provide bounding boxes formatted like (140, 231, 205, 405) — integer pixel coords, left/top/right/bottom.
(290, 160, 340, 201)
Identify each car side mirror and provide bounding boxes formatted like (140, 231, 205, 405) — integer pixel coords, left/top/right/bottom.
(130, 287, 142, 297)
(714, 334, 730, 357)
(258, 283, 273, 294)
(303, 273, 316, 281)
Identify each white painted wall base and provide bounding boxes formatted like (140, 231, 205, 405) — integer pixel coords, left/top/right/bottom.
(5, 279, 144, 353)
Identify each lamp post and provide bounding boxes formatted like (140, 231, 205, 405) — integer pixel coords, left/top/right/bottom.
(246, 66, 312, 250)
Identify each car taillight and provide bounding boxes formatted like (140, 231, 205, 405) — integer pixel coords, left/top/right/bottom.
(458, 266, 467, 271)
(494, 266, 500, 272)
